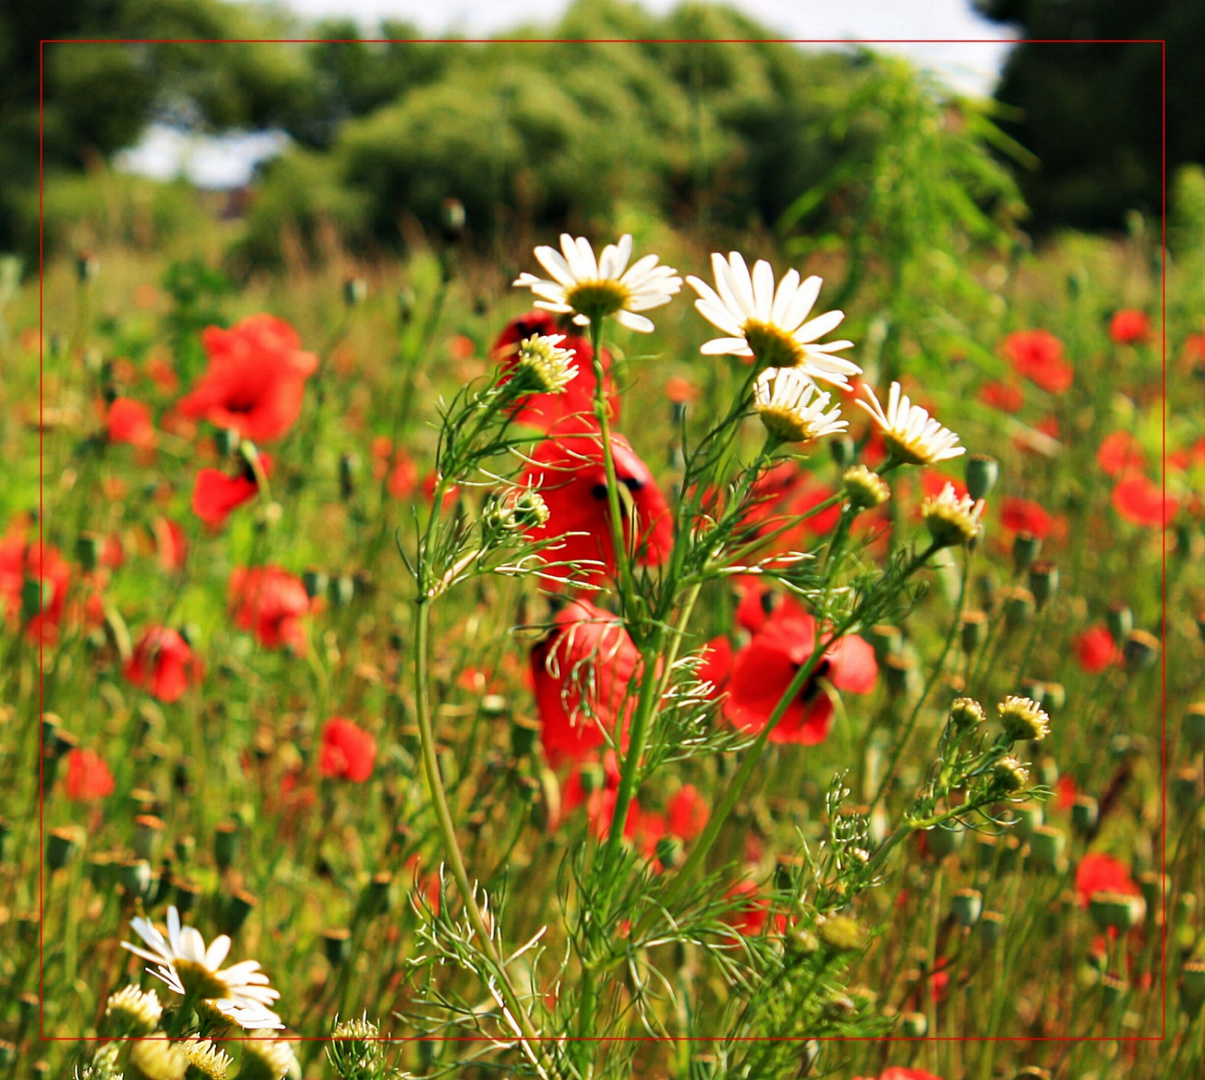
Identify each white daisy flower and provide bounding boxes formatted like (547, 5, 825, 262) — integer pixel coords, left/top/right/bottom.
(753, 367, 847, 444)
(855, 381, 965, 465)
(686, 253, 859, 387)
(122, 906, 284, 1031)
(513, 233, 681, 332)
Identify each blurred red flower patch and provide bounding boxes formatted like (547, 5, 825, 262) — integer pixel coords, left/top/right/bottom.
(0, 535, 71, 643)
(1097, 431, 1146, 477)
(65, 748, 115, 802)
(192, 453, 273, 526)
(1108, 309, 1150, 345)
(1003, 330, 1073, 394)
(124, 626, 203, 703)
(319, 718, 377, 782)
(228, 565, 310, 650)
(1075, 852, 1141, 907)
(107, 398, 155, 448)
(1074, 625, 1122, 673)
(1000, 496, 1052, 539)
(1111, 475, 1178, 528)
(177, 314, 318, 442)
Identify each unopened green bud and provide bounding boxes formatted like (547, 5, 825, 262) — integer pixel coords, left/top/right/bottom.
(656, 835, 683, 871)
(965, 454, 999, 500)
(322, 927, 351, 967)
(220, 889, 256, 935)
(900, 1011, 928, 1037)
(47, 826, 82, 871)
(343, 277, 367, 307)
(1182, 959, 1205, 1013)
(816, 914, 866, 954)
(1123, 629, 1160, 672)
(1028, 561, 1058, 609)
(1106, 603, 1133, 647)
(1012, 531, 1041, 573)
(1029, 825, 1066, 869)
(1184, 704, 1205, 749)
(1071, 795, 1099, 835)
(979, 909, 1005, 946)
(1003, 587, 1035, 629)
(1089, 891, 1144, 933)
(214, 820, 239, 871)
(960, 610, 987, 653)
(951, 888, 983, 927)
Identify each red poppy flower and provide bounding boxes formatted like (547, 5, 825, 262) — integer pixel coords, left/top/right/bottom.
(177, 315, 318, 442)
(191, 453, 273, 526)
(1003, 330, 1073, 394)
(530, 599, 642, 765)
(1000, 497, 1052, 539)
(1109, 309, 1150, 345)
(855, 1069, 944, 1080)
(742, 462, 840, 559)
(319, 717, 377, 782)
(228, 565, 309, 650)
(520, 425, 672, 586)
(1112, 475, 1178, 528)
(388, 450, 418, 499)
(1075, 852, 1141, 907)
(724, 606, 877, 745)
(107, 398, 155, 448)
(65, 748, 115, 801)
(723, 878, 785, 936)
(1055, 774, 1079, 810)
(492, 311, 619, 431)
(124, 626, 202, 703)
(151, 517, 188, 572)
(921, 469, 969, 501)
(1074, 625, 1122, 673)
(1097, 431, 1146, 477)
(147, 355, 178, 392)
(0, 535, 71, 643)
(667, 784, 709, 842)
(979, 380, 1023, 413)
(699, 634, 734, 692)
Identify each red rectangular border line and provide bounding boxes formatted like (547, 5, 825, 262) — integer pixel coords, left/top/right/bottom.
(37, 35, 1166, 1046)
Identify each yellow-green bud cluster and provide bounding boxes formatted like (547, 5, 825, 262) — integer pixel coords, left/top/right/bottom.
(842, 464, 890, 510)
(998, 695, 1051, 742)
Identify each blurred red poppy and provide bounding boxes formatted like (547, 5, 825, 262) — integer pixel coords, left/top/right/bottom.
(319, 717, 377, 782)
(1001, 497, 1052, 539)
(65, 748, 115, 801)
(1097, 431, 1146, 477)
(979, 380, 1023, 413)
(493, 311, 619, 430)
(228, 565, 309, 650)
(0, 535, 71, 643)
(855, 1069, 944, 1080)
(107, 398, 155, 448)
(667, 783, 709, 841)
(1109, 309, 1150, 345)
(151, 517, 188, 572)
(1003, 330, 1073, 394)
(724, 606, 877, 745)
(191, 453, 273, 526)
(520, 425, 672, 586)
(1075, 852, 1141, 907)
(742, 462, 841, 560)
(124, 626, 202, 703)
(177, 315, 318, 442)
(1112, 475, 1178, 528)
(1074, 625, 1122, 673)
(530, 599, 641, 765)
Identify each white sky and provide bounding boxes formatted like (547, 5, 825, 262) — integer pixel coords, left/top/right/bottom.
(117, 0, 1017, 188)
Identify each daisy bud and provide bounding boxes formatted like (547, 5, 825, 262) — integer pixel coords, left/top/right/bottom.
(900, 1011, 928, 1037)
(1070, 795, 1099, 835)
(328, 1017, 383, 1079)
(816, 914, 867, 954)
(510, 714, 540, 758)
(47, 826, 82, 871)
(922, 483, 985, 548)
(1029, 825, 1066, 869)
(105, 986, 163, 1035)
(1089, 891, 1145, 932)
(1181, 959, 1205, 1013)
(842, 464, 890, 511)
(1106, 603, 1133, 647)
(129, 1037, 187, 1080)
(992, 756, 1029, 794)
(343, 277, 367, 307)
(998, 695, 1051, 743)
(951, 887, 983, 927)
(1028, 561, 1058, 609)
(512, 334, 578, 395)
(1184, 704, 1205, 749)
(965, 454, 999, 500)
(787, 926, 820, 957)
(949, 696, 985, 732)
(1011, 531, 1041, 573)
(214, 820, 239, 871)
(960, 610, 987, 653)
(1122, 629, 1160, 672)
(241, 1036, 299, 1080)
(322, 927, 352, 967)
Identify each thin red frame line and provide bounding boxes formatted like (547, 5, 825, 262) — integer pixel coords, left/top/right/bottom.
(37, 33, 1166, 1046)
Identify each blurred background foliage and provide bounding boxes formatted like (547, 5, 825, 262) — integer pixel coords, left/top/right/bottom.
(1, 0, 1200, 269)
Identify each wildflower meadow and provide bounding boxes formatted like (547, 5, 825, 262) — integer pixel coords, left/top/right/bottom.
(1, 17, 1202, 1080)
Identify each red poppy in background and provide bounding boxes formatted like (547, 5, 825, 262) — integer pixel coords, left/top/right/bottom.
(492, 311, 619, 430)
(699, 634, 734, 692)
(0, 535, 71, 643)
(1075, 852, 1141, 907)
(191, 453, 274, 526)
(107, 398, 155, 448)
(979, 380, 1024, 413)
(124, 626, 202, 703)
(177, 314, 318, 442)
(370, 437, 419, 499)
(1109, 309, 1150, 345)
(724, 606, 877, 745)
(228, 565, 309, 650)
(1074, 625, 1123, 673)
(1003, 330, 1073, 394)
(723, 878, 786, 937)
(65, 748, 115, 801)
(667, 784, 709, 842)
(1097, 431, 1146, 477)
(520, 424, 672, 586)
(530, 599, 642, 765)
(319, 717, 377, 782)
(1055, 774, 1079, 810)
(1112, 475, 1178, 528)
(151, 517, 188, 572)
(1001, 496, 1052, 539)
(742, 462, 841, 559)
(855, 1069, 944, 1080)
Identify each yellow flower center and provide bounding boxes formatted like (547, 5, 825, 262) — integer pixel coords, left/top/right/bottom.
(175, 958, 231, 1000)
(564, 280, 631, 323)
(883, 433, 931, 466)
(743, 320, 806, 369)
(755, 404, 817, 445)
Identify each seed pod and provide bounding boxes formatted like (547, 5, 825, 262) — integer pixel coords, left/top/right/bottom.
(214, 821, 239, 872)
(951, 888, 983, 928)
(900, 1011, 928, 1037)
(323, 927, 352, 968)
(1071, 795, 1099, 835)
(1106, 603, 1133, 647)
(1011, 531, 1041, 574)
(965, 455, 999, 500)
(1029, 825, 1066, 869)
(47, 826, 82, 871)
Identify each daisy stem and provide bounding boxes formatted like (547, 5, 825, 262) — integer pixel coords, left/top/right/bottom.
(410, 595, 553, 1076)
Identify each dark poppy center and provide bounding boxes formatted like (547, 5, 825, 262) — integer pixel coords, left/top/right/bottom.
(792, 656, 831, 702)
